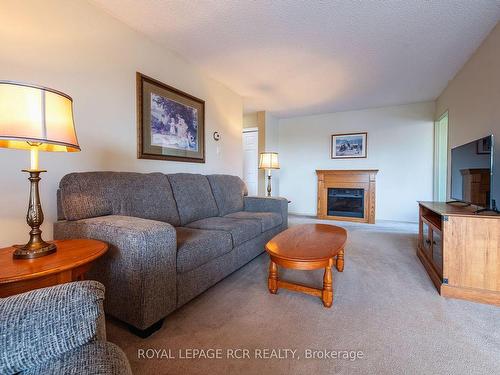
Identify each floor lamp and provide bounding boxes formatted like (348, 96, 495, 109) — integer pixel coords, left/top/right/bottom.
(259, 152, 279, 197)
(0, 81, 80, 259)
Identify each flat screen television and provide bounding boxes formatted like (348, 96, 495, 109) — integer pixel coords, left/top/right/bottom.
(450, 135, 496, 210)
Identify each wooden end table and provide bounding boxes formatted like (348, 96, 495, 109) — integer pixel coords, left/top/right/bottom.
(265, 224, 347, 307)
(0, 239, 108, 298)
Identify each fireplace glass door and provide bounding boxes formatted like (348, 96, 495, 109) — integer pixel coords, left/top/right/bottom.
(327, 188, 365, 218)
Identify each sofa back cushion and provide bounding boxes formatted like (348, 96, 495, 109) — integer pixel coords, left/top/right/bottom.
(59, 172, 181, 226)
(167, 173, 219, 225)
(207, 175, 248, 216)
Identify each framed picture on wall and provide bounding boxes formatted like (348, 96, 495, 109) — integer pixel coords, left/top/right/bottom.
(136, 72, 205, 163)
(331, 132, 367, 159)
(476, 136, 492, 154)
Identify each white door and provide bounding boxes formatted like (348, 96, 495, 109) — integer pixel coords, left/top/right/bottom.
(242, 129, 258, 195)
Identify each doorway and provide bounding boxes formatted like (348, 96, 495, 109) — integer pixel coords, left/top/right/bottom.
(434, 111, 448, 201)
(242, 128, 258, 196)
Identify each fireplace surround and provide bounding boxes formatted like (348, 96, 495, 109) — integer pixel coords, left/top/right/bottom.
(316, 170, 378, 224)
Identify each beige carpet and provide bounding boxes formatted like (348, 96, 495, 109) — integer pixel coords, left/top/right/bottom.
(107, 216, 500, 374)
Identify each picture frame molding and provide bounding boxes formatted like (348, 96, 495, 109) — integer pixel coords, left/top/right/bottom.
(136, 72, 206, 163)
(330, 132, 368, 159)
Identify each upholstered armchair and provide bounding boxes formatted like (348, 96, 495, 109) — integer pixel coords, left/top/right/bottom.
(0, 281, 132, 375)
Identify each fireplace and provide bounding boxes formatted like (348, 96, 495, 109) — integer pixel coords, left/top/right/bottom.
(328, 188, 364, 218)
(316, 170, 378, 224)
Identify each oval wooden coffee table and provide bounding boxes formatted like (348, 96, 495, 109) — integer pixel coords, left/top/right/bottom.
(265, 224, 347, 307)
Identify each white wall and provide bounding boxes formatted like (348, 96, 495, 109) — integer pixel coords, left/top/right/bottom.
(436, 23, 500, 209)
(278, 102, 435, 222)
(0, 0, 243, 247)
(264, 112, 280, 196)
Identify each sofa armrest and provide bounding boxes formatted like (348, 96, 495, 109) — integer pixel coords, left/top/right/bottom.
(244, 196, 288, 229)
(25, 342, 132, 375)
(0, 281, 105, 374)
(54, 215, 177, 330)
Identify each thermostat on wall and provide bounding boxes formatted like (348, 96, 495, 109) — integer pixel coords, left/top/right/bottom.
(213, 131, 221, 141)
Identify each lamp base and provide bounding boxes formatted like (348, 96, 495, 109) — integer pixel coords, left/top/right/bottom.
(13, 241, 56, 259)
(12, 169, 56, 259)
(267, 174, 272, 197)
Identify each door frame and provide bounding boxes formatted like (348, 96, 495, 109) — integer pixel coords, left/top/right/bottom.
(433, 111, 449, 201)
(242, 128, 259, 196)
(243, 127, 258, 133)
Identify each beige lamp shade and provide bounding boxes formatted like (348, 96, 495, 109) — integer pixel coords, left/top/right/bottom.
(259, 152, 280, 169)
(0, 81, 80, 152)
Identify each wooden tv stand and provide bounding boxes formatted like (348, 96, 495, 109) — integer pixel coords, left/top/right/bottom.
(418, 201, 500, 306)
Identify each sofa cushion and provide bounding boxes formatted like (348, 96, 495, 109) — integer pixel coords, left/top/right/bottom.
(120, 174, 180, 225)
(176, 227, 233, 274)
(185, 217, 262, 247)
(207, 175, 248, 216)
(168, 174, 219, 225)
(59, 172, 180, 226)
(224, 211, 282, 232)
(59, 173, 113, 221)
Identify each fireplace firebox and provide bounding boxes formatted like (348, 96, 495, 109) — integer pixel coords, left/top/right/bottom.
(328, 188, 364, 218)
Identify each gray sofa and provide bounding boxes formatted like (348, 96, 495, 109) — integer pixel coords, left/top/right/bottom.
(54, 172, 288, 337)
(0, 281, 132, 375)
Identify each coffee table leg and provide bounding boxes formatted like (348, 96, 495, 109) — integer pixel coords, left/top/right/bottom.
(268, 260, 278, 294)
(322, 259, 333, 307)
(336, 248, 344, 272)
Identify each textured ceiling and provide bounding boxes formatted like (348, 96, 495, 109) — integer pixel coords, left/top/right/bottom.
(91, 0, 500, 118)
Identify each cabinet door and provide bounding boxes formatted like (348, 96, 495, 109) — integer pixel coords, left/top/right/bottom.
(432, 229, 443, 276)
(422, 221, 432, 258)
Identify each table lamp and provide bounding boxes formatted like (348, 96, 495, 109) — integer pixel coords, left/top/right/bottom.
(259, 152, 279, 197)
(0, 81, 80, 259)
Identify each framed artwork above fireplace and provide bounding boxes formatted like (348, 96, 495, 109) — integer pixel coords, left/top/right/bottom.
(331, 132, 367, 159)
